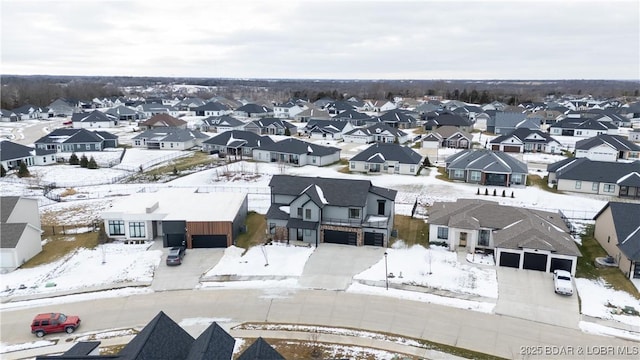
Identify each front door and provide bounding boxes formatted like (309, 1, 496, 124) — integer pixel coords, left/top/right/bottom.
(459, 232, 467, 247)
(297, 228, 303, 241)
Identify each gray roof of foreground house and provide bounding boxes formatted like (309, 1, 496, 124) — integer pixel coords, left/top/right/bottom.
(256, 138, 339, 157)
(429, 199, 581, 256)
(269, 175, 397, 207)
(350, 143, 422, 165)
(0, 140, 34, 161)
(202, 130, 274, 148)
(185, 322, 235, 360)
(132, 128, 209, 142)
(594, 202, 640, 261)
(547, 158, 640, 184)
(575, 134, 640, 152)
(236, 337, 284, 360)
(446, 149, 528, 174)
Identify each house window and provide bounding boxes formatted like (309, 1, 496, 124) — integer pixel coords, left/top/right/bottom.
(470, 171, 481, 182)
(170, 143, 174, 148)
(592, 182, 599, 191)
(85, 144, 90, 150)
(350, 162, 355, 169)
(134, 140, 140, 146)
(43, 156, 46, 163)
(511, 174, 522, 184)
(161, 143, 165, 148)
(349, 208, 360, 219)
(377, 200, 385, 215)
(297, 208, 303, 217)
(269, 223, 276, 234)
(305, 209, 311, 219)
(108, 220, 125, 236)
(364, 163, 369, 170)
(304, 229, 311, 236)
(603, 184, 615, 193)
(129, 222, 146, 238)
(575, 181, 582, 189)
(453, 169, 464, 178)
(437, 227, 449, 240)
(479, 229, 490, 246)
(410, 165, 415, 173)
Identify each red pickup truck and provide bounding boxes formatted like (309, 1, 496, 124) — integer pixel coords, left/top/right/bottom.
(31, 313, 81, 337)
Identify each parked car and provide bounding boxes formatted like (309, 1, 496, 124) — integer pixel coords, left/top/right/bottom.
(553, 269, 574, 296)
(31, 313, 81, 337)
(166, 246, 186, 266)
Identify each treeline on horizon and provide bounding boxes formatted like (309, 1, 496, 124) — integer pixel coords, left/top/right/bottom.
(1, 74, 639, 110)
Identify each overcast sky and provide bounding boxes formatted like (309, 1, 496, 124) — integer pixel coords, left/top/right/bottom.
(2, 0, 639, 80)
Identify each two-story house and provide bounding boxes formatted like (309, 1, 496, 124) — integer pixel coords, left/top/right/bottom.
(266, 175, 397, 247)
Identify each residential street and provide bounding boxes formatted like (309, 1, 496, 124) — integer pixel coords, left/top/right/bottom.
(2, 288, 638, 360)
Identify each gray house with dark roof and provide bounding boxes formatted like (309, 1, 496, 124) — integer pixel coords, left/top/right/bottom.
(243, 117, 297, 136)
(343, 123, 408, 144)
(575, 134, 640, 162)
(252, 138, 340, 166)
(490, 128, 562, 154)
(331, 109, 373, 126)
(193, 101, 231, 117)
(35, 128, 119, 153)
(267, 175, 397, 247)
(368, 109, 419, 129)
(233, 103, 274, 118)
(493, 112, 539, 135)
(105, 105, 143, 121)
(200, 115, 245, 132)
(302, 119, 354, 140)
(349, 143, 422, 175)
(445, 149, 528, 187)
(1, 109, 19, 122)
(1, 140, 56, 169)
(594, 202, 640, 280)
(0, 196, 42, 272)
(547, 158, 640, 198)
(202, 130, 274, 159)
(132, 128, 208, 150)
(71, 110, 119, 128)
(35, 311, 281, 360)
(428, 199, 581, 275)
(549, 118, 618, 137)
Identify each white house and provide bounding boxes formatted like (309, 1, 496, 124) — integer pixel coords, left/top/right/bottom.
(0, 196, 43, 273)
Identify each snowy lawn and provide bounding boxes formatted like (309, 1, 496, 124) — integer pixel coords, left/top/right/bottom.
(575, 278, 640, 327)
(354, 243, 498, 299)
(1, 242, 161, 298)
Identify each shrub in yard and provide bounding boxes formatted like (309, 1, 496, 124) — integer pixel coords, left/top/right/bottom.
(493, 189, 497, 196)
(17, 162, 30, 178)
(484, 188, 489, 195)
(0, 164, 6, 177)
(69, 153, 79, 165)
(476, 188, 480, 195)
(88, 156, 98, 169)
(80, 154, 89, 168)
(502, 190, 506, 197)
(423, 156, 432, 167)
(173, 166, 178, 175)
(511, 191, 514, 198)
(284, 127, 291, 136)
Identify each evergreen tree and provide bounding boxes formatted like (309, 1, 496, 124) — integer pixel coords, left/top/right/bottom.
(87, 156, 98, 169)
(80, 154, 89, 168)
(284, 127, 291, 136)
(0, 164, 6, 177)
(422, 157, 432, 167)
(69, 153, 79, 165)
(17, 162, 30, 178)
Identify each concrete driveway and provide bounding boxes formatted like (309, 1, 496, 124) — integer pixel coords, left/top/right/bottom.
(151, 243, 224, 291)
(298, 244, 386, 290)
(494, 267, 580, 329)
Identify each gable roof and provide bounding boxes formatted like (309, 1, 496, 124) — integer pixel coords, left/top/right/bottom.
(236, 337, 285, 360)
(344, 123, 407, 137)
(236, 103, 273, 114)
(132, 128, 208, 142)
(71, 110, 117, 123)
(35, 128, 116, 145)
(139, 114, 187, 127)
(426, 112, 472, 127)
(550, 117, 618, 130)
(295, 107, 331, 119)
(374, 109, 418, 124)
(106, 105, 141, 117)
(118, 311, 195, 359)
(247, 118, 297, 130)
(269, 175, 396, 207)
(193, 102, 230, 112)
(185, 322, 235, 360)
(433, 126, 472, 140)
(0, 140, 34, 161)
(202, 115, 245, 127)
(490, 128, 558, 145)
(350, 143, 422, 165)
(446, 149, 528, 174)
(429, 199, 580, 256)
(548, 158, 640, 183)
(333, 109, 372, 120)
(202, 130, 274, 148)
(575, 134, 640, 152)
(594, 202, 640, 261)
(256, 138, 339, 156)
(305, 119, 350, 133)
(494, 111, 527, 128)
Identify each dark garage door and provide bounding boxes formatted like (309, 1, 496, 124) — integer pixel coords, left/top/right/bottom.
(550, 258, 573, 272)
(192, 235, 228, 248)
(165, 233, 185, 248)
(324, 230, 357, 246)
(485, 173, 507, 186)
(523, 252, 548, 271)
(364, 232, 384, 247)
(499, 252, 520, 268)
(503, 145, 520, 153)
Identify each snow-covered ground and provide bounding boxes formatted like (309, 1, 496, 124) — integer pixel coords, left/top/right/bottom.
(1, 123, 638, 350)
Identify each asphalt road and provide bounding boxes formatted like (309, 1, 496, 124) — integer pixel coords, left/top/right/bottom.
(2, 288, 638, 360)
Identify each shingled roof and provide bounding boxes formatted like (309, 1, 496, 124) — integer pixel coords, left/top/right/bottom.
(594, 202, 640, 261)
(350, 143, 422, 165)
(139, 114, 187, 127)
(547, 158, 640, 183)
(256, 138, 339, 157)
(446, 149, 528, 174)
